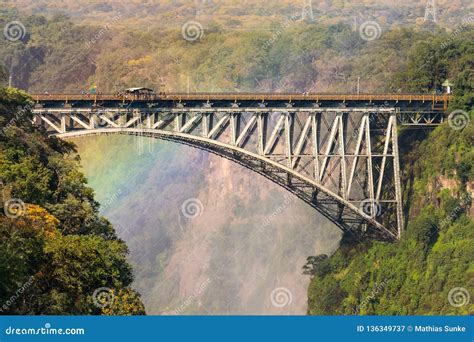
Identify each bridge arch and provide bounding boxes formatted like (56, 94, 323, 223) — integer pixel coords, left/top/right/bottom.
(56, 127, 397, 240)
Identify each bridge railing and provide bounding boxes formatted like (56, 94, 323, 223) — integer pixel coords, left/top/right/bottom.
(31, 93, 451, 106)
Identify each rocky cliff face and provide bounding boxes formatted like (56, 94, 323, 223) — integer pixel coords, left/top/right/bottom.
(74, 134, 341, 314)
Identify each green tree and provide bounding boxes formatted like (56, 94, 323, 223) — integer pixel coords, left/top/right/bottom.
(0, 87, 144, 315)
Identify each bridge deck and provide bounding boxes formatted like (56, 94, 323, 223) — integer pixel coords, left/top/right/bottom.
(32, 93, 450, 126)
(32, 93, 450, 106)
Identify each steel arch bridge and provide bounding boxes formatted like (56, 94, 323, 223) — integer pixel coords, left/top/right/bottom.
(31, 93, 451, 241)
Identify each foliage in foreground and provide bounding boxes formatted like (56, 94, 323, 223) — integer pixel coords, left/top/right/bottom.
(0, 84, 145, 315)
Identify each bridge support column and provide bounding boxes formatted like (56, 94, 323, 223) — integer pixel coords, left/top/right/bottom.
(257, 113, 265, 156)
(146, 112, 153, 128)
(202, 113, 209, 137)
(230, 113, 237, 145)
(118, 110, 127, 127)
(89, 114, 96, 129)
(284, 112, 292, 168)
(391, 112, 404, 239)
(311, 112, 320, 183)
(60, 113, 67, 133)
(338, 113, 347, 199)
(365, 113, 375, 205)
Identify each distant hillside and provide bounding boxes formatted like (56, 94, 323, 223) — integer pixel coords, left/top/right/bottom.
(1, 6, 473, 94)
(3, 0, 473, 29)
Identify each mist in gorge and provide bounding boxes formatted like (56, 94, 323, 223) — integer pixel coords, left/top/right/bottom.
(74, 135, 341, 314)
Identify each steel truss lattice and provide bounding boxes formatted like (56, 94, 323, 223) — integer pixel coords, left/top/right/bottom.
(33, 106, 405, 241)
